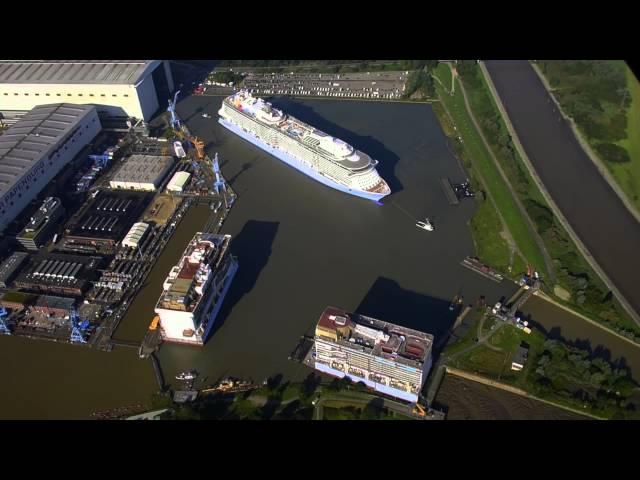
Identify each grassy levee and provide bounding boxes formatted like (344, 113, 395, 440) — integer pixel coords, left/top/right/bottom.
(611, 68, 640, 210)
(460, 61, 640, 340)
(432, 63, 548, 280)
(537, 61, 640, 215)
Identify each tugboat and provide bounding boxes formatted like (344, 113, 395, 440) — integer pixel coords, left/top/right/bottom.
(176, 370, 198, 381)
(416, 218, 435, 232)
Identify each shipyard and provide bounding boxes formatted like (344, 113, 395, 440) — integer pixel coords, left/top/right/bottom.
(2, 59, 638, 421)
(0, 61, 237, 357)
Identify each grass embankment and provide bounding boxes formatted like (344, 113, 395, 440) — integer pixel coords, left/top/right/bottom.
(431, 86, 511, 272)
(537, 61, 640, 213)
(454, 61, 640, 340)
(451, 321, 640, 419)
(612, 68, 640, 209)
(432, 63, 547, 279)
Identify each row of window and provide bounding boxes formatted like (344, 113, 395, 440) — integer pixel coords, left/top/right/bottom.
(3, 92, 129, 98)
(1, 124, 91, 216)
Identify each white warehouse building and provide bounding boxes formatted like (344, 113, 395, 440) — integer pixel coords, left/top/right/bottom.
(166, 171, 191, 193)
(0, 60, 175, 122)
(0, 103, 101, 233)
(122, 222, 150, 249)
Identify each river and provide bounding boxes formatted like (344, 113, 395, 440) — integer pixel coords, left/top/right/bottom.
(484, 60, 640, 321)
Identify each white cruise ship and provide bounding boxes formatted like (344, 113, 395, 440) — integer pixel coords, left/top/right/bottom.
(218, 90, 391, 201)
(155, 232, 238, 346)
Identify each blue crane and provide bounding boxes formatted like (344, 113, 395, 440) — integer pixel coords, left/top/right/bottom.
(69, 308, 88, 344)
(0, 306, 11, 335)
(212, 153, 226, 194)
(89, 152, 111, 169)
(167, 90, 181, 130)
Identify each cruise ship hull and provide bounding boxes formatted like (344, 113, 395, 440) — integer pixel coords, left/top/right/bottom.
(313, 362, 419, 403)
(161, 258, 238, 346)
(219, 118, 388, 202)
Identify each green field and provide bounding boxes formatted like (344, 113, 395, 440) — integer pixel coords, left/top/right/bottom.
(433, 64, 548, 278)
(469, 194, 511, 271)
(538, 61, 640, 214)
(610, 68, 640, 210)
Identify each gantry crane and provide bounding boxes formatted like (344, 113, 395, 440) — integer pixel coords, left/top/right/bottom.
(69, 308, 88, 344)
(167, 90, 181, 130)
(0, 306, 11, 335)
(212, 153, 226, 194)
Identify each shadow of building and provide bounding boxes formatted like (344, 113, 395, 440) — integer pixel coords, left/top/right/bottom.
(207, 220, 279, 339)
(268, 97, 404, 194)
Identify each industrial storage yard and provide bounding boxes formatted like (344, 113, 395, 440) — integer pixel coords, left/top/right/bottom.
(0, 61, 235, 356)
(239, 71, 409, 99)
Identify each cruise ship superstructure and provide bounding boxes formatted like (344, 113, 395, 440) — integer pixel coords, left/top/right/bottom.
(218, 90, 391, 201)
(155, 232, 238, 345)
(313, 306, 434, 402)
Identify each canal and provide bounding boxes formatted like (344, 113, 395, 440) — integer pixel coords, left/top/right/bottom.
(521, 295, 640, 381)
(484, 60, 640, 321)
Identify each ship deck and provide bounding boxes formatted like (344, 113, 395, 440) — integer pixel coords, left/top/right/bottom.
(224, 97, 374, 171)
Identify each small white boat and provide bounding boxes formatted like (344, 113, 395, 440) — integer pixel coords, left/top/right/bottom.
(173, 141, 186, 158)
(176, 370, 197, 381)
(416, 218, 434, 231)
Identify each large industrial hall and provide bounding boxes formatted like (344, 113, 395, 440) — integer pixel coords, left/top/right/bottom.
(0, 103, 101, 233)
(0, 60, 175, 123)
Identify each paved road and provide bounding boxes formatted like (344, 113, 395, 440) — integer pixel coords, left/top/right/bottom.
(484, 60, 640, 322)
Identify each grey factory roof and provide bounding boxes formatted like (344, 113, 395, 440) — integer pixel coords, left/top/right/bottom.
(0, 252, 29, 286)
(0, 103, 96, 197)
(110, 154, 173, 185)
(0, 60, 159, 86)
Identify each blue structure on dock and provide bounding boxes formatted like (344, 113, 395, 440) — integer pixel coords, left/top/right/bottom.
(69, 308, 88, 344)
(0, 306, 11, 335)
(167, 90, 181, 130)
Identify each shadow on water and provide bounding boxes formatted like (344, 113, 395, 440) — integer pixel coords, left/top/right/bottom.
(207, 220, 279, 339)
(524, 313, 634, 379)
(356, 277, 457, 343)
(268, 97, 404, 194)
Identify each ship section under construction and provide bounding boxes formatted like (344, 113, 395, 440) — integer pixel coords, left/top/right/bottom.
(218, 90, 391, 201)
(155, 232, 238, 346)
(313, 306, 434, 402)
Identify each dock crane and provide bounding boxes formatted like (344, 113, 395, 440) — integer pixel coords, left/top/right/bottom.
(69, 308, 88, 344)
(212, 153, 227, 194)
(0, 306, 11, 335)
(191, 136, 205, 160)
(88, 152, 111, 169)
(167, 90, 181, 130)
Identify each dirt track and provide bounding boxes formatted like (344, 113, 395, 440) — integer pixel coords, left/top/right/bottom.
(435, 373, 589, 420)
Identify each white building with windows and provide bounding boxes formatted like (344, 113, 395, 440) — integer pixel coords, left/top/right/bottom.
(0, 103, 101, 233)
(0, 60, 174, 122)
(313, 306, 434, 403)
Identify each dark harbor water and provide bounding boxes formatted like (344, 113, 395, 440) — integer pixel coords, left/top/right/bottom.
(0, 335, 156, 420)
(151, 95, 518, 387)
